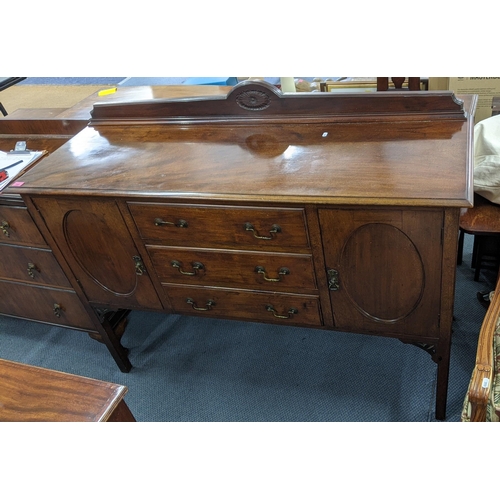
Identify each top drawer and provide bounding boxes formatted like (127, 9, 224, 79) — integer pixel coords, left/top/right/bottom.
(127, 203, 310, 251)
(0, 205, 47, 247)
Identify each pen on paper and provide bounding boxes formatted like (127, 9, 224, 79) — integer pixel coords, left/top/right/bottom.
(4, 160, 23, 170)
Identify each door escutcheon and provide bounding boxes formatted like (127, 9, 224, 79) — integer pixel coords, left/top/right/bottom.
(133, 255, 147, 275)
(327, 268, 340, 291)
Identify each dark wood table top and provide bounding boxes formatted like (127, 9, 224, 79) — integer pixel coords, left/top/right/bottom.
(0, 358, 132, 422)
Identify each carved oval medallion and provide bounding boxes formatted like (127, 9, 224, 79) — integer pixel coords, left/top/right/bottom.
(235, 90, 271, 111)
(340, 223, 424, 322)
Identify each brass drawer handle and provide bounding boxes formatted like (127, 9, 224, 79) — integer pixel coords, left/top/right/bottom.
(266, 305, 298, 319)
(1, 220, 10, 237)
(154, 217, 188, 228)
(255, 266, 290, 282)
(53, 303, 62, 318)
(186, 298, 215, 311)
(171, 260, 204, 276)
(27, 262, 40, 279)
(244, 222, 281, 240)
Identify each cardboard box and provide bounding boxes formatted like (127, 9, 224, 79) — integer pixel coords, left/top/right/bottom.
(428, 77, 500, 122)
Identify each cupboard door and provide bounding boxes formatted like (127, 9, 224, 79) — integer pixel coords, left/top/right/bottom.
(318, 208, 443, 338)
(31, 197, 162, 310)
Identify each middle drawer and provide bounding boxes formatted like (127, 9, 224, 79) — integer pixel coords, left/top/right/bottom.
(128, 203, 310, 251)
(146, 245, 318, 293)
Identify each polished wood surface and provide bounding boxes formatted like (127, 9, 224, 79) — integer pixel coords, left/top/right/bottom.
(0, 358, 134, 422)
(0, 105, 140, 371)
(458, 194, 500, 280)
(460, 194, 500, 234)
(4, 83, 478, 420)
(11, 119, 473, 207)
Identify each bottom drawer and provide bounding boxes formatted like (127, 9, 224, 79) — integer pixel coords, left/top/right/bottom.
(165, 284, 323, 327)
(0, 280, 96, 331)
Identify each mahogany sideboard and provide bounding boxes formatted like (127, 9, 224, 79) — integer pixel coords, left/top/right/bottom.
(5, 82, 477, 420)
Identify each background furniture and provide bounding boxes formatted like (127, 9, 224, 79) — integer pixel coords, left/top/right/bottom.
(462, 274, 500, 421)
(0, 85, 232, 372)
(0, 77, 26, 116)
(457, 194, 500, 281)
(8, 82, 476, 420)
(0, 358, 134, 421)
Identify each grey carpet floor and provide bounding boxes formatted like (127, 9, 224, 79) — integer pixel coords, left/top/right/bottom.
(0, 233, 493, 421)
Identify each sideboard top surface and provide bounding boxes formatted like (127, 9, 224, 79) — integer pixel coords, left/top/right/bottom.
(9, 84, 476, 207)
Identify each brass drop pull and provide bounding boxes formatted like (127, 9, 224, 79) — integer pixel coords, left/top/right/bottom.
(1, 220, 10, 237)
(133, 255, 147, 275)
(27, 262, 40, 279)
(244, 222, 281, 240)
(327, 269, 340, 291)
(266, 305, 298, 319)
(53, 303, 62, 318)
(154, 218, 188, 228)
(186, 298, 215, 311)
(255, 266, 290, 282)
(171, 260, 204, 276)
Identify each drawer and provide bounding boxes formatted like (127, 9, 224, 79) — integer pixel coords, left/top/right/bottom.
(128, 203, 310, 251)
(147, 245, 318, 293)
(0, 244, 72, 288)
(0, 280, 96, 330)
(164, 284, 323, 328)
(0, 205, 47, 246)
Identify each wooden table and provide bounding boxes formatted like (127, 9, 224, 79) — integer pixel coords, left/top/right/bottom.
(0, 358, 135, 422)
(5, 82, 477, 420)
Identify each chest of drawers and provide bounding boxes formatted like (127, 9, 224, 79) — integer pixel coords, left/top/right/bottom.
(8, 82, 477, 419)
(0, 196, 95, 330)
(129, 202, 322, 327)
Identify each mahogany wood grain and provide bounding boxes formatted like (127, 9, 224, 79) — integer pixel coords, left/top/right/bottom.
(0, 280, 96, 329)
(165, 284, 323, 327)
(30, 197, 163, 310)
(0, 114, 134, 373)
(128, 203, 310, 251)
(0, 358, 134, 422)
(55, 85, 232, 120)
(5, 83, 478, 420)
(10, 120, 473, 207)
(0, 205, 48, 246)
(318, 207, 443, 338)
(460, 194, 500, 234)
(146, 245, 318, 293)
(0, 244, 72, 287)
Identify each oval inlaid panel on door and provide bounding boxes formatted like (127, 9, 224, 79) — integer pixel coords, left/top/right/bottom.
(63, 209, 138, 296)
(340, 223, 424, 322)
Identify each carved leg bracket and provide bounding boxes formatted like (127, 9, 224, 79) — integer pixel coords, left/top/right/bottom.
(88, 308, 132, 372)
(399, 338, 450, 420)
(399, 339, 437, 361)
